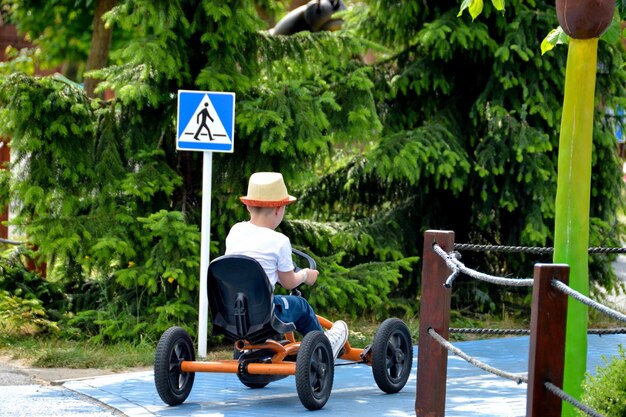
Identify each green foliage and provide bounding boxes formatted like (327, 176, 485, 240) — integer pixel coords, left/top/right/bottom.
(0, 290, 60, 335)
(343, 0, 623, 292)
(579, 345, 626, 417)
(0, 0, 392, 341)
(458, 0, 505, 21)
(0, 246, 66, 310)
(306, 255, 419, 319)
(0, 246, 66, 335)
(0, 0, 624, 346)
(1, 0, 93, 68)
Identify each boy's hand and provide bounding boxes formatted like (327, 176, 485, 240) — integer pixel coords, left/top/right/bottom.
(303, 268, 319, 285)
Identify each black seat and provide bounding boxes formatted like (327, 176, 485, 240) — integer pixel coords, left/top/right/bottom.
(207, 254, 297, 344)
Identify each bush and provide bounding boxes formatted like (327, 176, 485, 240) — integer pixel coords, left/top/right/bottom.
(579, 345, 626, 417)
(0, 290, 60, 336)
(0, 247, 66, 335)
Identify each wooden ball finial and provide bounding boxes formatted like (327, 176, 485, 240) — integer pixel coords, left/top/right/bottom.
(556, 0, 614, 39)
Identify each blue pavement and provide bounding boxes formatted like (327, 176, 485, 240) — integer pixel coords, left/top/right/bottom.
(64, 334, 626, 417)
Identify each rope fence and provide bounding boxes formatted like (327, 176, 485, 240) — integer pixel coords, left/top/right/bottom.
(449, 327, 626, 336)
(0, 237, 23, 245)
(551, 279, 626, 323)
(433, 243, 534, 288)
(544, 382, 606, 417)
(454, 243, 626, 255)
(428, 327, 528, 384)
(434, 243, 626, 324)
(416, 230, 624, 417)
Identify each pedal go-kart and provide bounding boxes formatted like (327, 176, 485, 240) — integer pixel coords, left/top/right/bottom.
(154, 249, 413, 410)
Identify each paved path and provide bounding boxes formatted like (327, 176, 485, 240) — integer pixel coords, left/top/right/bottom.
(61, 334, 626, 417)
(0, 359, 33, 386)
(1, 257, 623, 417)
(0, 360, 122, 417)
(0, 384, 121, 417)
(1, 333, 624, 417)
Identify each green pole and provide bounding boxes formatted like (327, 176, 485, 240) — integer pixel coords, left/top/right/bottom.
(553, 37, 598, 417)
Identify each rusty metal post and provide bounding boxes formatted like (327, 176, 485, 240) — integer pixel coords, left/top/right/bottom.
(416, 230, 454, 417)
(526, 263, 570, 417)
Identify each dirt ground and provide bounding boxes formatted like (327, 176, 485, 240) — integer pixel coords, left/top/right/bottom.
(0, 354, 150, 386)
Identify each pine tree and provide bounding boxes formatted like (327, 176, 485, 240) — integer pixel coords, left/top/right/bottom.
(0, 1, 403, 339)
(307, 0, 626, 310)
(0, 1, 624, 341)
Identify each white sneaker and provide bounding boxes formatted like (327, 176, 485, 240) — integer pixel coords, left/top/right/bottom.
(325, 320, 348, 359)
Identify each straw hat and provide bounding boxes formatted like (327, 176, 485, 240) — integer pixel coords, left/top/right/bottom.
(240, 172, 297, 207)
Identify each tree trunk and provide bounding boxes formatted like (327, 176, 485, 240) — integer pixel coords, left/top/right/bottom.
(84, 0, 115, 98)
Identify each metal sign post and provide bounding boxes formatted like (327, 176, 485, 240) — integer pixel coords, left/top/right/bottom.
(197, 151, 212, 358)
(176, 90, 235, 358)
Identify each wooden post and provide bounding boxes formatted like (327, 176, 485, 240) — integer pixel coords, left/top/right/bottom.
(527, 263, 570, 417)
(0, 138, 8, 240)
(416, 230, 454, 417)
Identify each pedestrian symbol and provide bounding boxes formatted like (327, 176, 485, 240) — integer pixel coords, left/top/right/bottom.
(176, 90, 236, 152)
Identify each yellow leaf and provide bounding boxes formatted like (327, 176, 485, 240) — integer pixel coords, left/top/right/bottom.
(540, 37, 556, 55)
(469, 0, 484, 20)
(457, 0, 472, 17)
(540, 27, 567, 55)
(491, 0, 505, 11)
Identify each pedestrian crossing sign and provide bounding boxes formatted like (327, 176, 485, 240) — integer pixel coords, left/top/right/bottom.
(176, 90, 236, 152)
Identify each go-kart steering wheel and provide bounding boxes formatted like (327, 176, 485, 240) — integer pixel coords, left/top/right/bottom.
(292, 248, 316, 270)
(291, 248, 316, 296)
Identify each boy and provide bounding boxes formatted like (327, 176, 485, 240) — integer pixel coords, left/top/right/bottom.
(225, 172, 348, 358)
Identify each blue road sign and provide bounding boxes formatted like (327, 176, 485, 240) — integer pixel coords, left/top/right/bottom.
(177, 90, 236, 152)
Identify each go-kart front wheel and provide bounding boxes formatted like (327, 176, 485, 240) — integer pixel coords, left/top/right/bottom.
(154, 326, 196, 405)
(296, 330, 334, 410)
(371, 318, 413, 394)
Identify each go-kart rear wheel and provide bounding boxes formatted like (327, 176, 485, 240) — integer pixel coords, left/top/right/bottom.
(154, 326, 196, 405)
(371, 318, 413, 394)
(237, 374, 270, 389)
(296, 331, 334, 410)
(233, 349, 270, 389)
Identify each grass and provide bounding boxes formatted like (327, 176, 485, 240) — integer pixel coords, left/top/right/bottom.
(0, 335, 156, 369)
(0, 313, 531, 370)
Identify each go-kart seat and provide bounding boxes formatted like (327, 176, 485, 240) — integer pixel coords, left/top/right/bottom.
(207, 254, 297, 344)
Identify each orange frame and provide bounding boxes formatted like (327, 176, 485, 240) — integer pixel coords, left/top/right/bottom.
(180, 315, 369, 375)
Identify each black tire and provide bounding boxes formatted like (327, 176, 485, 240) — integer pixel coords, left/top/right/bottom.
(295, 331, 334, 410)
(154, 326, 196, 405)
(371, 318, 413, 394)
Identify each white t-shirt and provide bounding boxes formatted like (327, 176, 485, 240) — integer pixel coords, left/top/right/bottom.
(225, 221, 294, 288)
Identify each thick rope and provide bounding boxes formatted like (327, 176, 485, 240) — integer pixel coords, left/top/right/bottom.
(449, 327, 626, 336)
(0, 238, 24, 245)
(449, 328, 530, 335)
(455, 243, 553, 255)
(427, 328, 528, 385)
(551, 280, 626, 323)
(432, 243, 462, 286)
(588, 327, 626, 335)
(435, 244, 626, 324)
(544, 381, 605, 417)
(433, 243, 534, 288)
(455, 243, 626, 255)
